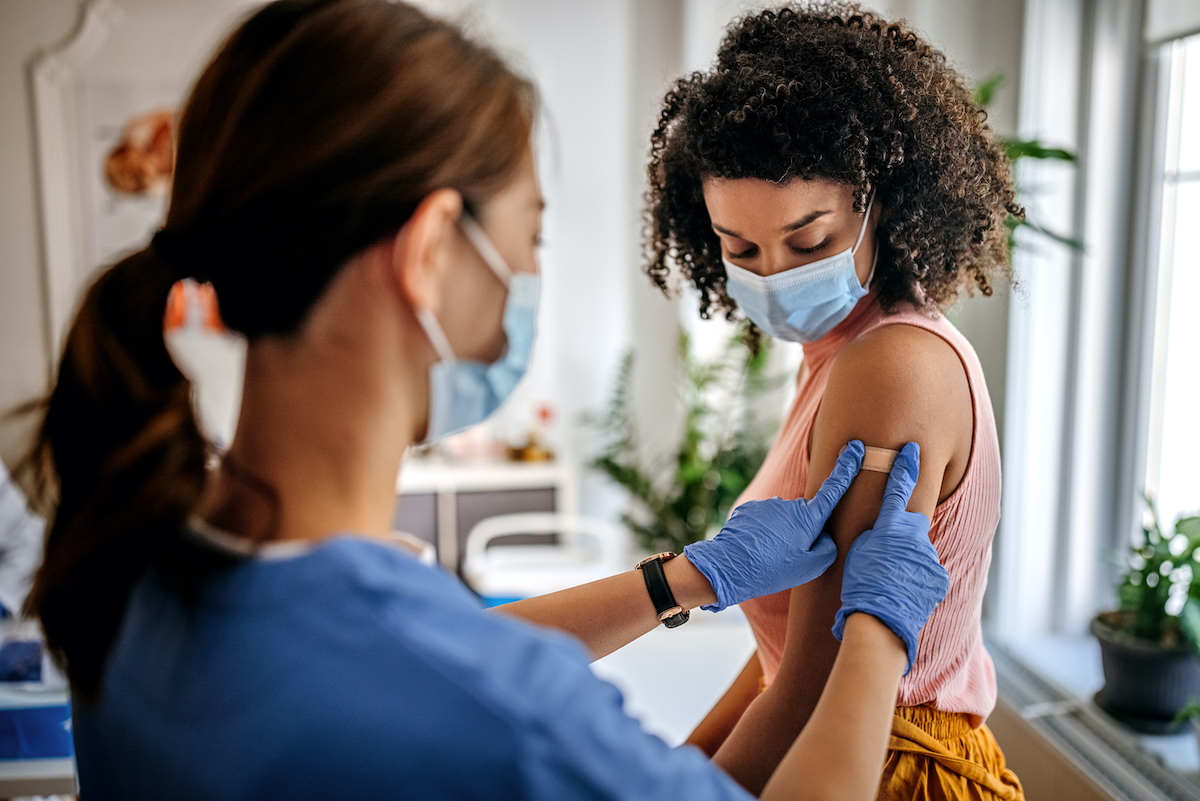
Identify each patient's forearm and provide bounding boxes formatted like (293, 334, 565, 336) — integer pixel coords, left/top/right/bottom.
(491, 555, 717, 661)
(711, 570, 843, 794)
(711, 672, 821, 794)
(762, 613, 906, 801)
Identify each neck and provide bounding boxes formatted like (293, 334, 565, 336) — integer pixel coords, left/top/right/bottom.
(198, 256, 430, 544)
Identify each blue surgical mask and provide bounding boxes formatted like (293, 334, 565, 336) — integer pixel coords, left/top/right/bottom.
(415, 216, 539, 443)
(723, 193, 876, 343)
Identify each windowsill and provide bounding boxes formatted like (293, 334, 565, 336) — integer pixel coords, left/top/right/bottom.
(1003, 635, 1105, 699)
(1004, 634, 1200, 777)
(992, 634, 1200, 796)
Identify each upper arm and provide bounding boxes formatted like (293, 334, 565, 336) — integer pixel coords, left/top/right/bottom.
(805, 324, 972, 552)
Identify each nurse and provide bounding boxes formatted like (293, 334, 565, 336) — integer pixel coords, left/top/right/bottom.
(20, 0, 948, 798)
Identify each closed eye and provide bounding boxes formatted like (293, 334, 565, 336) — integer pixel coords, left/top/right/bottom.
(728, 245, 758, 260)
(792, 238, 830, 256)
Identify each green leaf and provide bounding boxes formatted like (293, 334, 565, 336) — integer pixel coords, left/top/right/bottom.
(1175, 697, 1200, 724)
(1182, 598, 1200, 657)
(1177, 516, 1200, 541)
(1005, 139, 1077, 163)
(1118, 581, 1141, 610)
(972, 72, 1005, 108)
(1014, 221, 1085, 252)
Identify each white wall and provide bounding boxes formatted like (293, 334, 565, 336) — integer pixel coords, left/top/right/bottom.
(465, 0, 686, 517)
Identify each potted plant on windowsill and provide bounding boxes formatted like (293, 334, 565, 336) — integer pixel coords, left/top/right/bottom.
(1092, 499, 1200, 733)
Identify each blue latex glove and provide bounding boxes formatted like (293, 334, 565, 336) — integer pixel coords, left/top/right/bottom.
(683, 440, 864, 612)
(831, 442, 950, 675)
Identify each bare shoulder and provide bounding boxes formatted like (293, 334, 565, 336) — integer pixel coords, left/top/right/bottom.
(831, 323, 967, 404)
(809, 322, 973, 511)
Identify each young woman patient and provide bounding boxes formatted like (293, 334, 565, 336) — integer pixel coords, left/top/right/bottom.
(645, 4, 1024, 799)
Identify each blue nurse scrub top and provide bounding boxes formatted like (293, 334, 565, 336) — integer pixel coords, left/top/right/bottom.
(72, 534, 753, 800)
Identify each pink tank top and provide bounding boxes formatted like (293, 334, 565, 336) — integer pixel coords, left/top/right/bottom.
(738, 292, 1000, 726)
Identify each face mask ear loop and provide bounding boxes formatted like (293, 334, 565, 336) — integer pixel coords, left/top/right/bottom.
(459, 214, 513, 287)
(851, 191, 875, 256)
(853, 191, 877, 290)
(863, 243, 880, 291)
(415, 308, 458, 365)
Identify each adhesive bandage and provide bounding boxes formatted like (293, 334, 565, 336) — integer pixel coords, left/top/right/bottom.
(861, 446, 900, 474)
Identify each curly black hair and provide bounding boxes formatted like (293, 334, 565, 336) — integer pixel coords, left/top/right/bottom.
(645, 2, 1022, 328)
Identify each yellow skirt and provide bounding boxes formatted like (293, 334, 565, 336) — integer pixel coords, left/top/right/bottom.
(879, 705, 1025, 801)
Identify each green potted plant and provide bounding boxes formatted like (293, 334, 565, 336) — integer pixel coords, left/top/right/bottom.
(589, 330, 781, 556)
(1092, 498, 1200, 733)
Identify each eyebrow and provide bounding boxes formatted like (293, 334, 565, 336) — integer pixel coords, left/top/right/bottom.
(712, 209, 831, 239)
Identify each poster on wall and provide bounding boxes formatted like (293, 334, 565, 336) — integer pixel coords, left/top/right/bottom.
(85, 85, 175, 268)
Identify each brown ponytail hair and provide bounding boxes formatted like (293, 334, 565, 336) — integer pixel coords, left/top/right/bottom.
(22, 0, 535, 701)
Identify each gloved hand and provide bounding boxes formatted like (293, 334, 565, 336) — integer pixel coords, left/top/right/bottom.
(831, 442, 950, 675)
(683, 440, 864, 612)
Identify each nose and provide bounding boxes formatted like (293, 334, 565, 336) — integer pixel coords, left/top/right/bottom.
(758, 248, 809, 278)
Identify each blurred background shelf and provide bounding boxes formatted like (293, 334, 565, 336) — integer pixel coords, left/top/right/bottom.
(394, 459, 578, 573)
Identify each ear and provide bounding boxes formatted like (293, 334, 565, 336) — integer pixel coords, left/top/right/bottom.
(389, 189, 464, 313)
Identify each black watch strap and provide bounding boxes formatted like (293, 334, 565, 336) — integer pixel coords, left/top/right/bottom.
(636, 552, 690, 628)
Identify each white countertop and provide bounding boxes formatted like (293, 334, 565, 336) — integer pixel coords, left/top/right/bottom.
(396, 459, 573, 494)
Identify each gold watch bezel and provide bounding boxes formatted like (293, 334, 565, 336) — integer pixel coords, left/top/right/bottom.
(657, 606, 685, 621)
(635, 551, 677, 570)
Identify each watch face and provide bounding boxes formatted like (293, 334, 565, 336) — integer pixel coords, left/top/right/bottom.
(657, 606, 685, 622)
(663, 610, 691, 629)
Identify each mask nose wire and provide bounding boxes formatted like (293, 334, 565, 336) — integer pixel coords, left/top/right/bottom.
(459, 214, 514, 287)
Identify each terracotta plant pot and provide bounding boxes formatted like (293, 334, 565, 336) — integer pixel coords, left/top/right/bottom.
(1091, 611, 1200, 733)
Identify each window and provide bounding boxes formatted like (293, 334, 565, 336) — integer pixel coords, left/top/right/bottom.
(1145, 33, 1200, 532)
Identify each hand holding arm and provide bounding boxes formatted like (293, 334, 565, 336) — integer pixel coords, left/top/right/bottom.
(832, 442, 950, 674)
(496, 442, 864, 660)
(684, 444, 868, 756)
(684, 440, 864, 611)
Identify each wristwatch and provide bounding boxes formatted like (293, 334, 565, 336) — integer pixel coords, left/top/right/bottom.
(635, 552, 690, 628)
